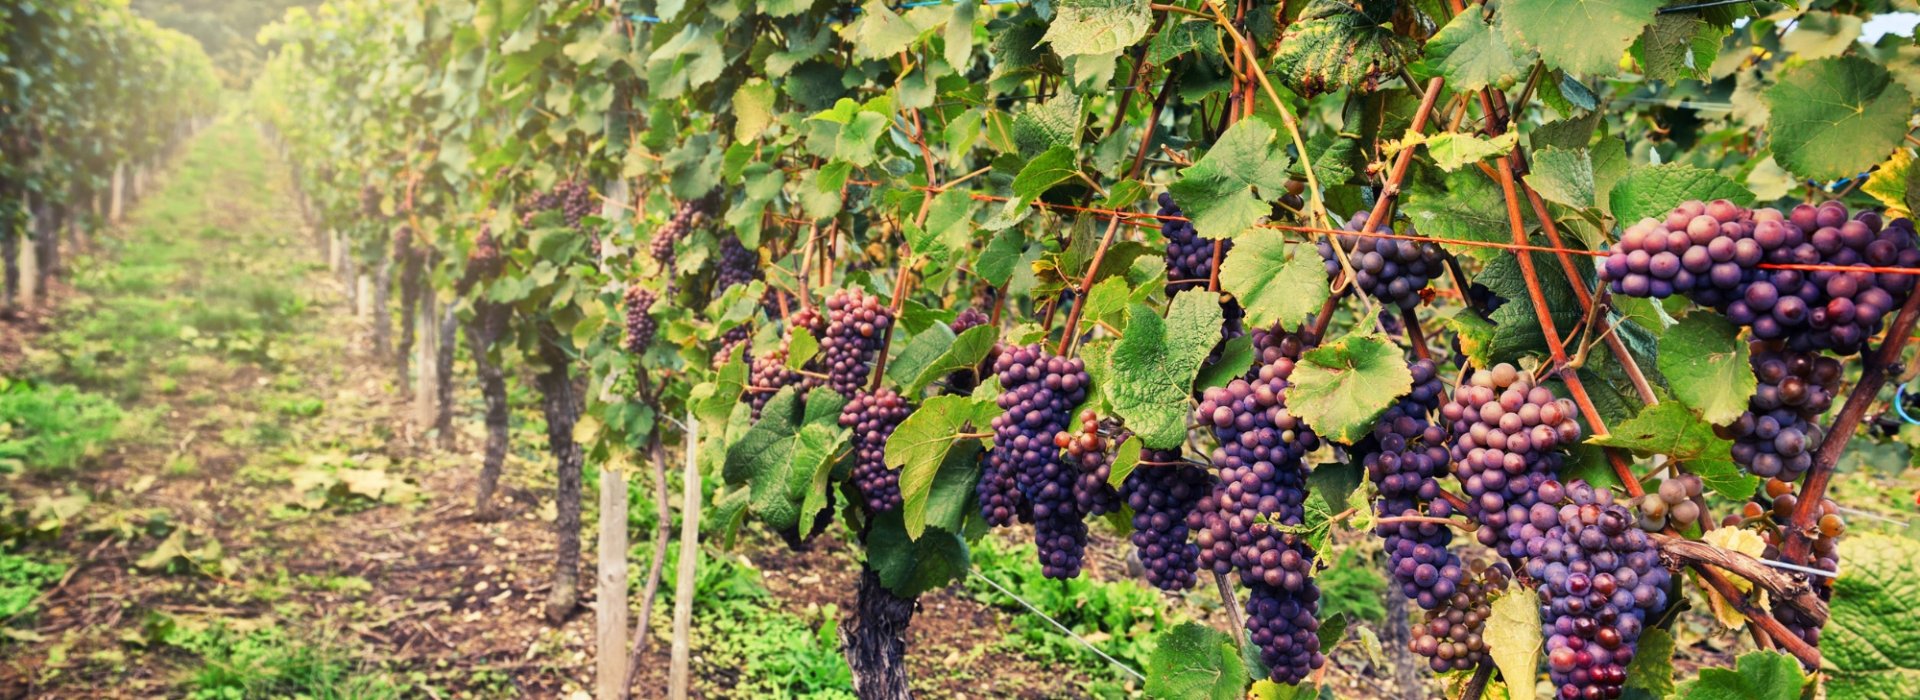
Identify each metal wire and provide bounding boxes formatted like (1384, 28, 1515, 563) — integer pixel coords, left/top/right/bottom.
(967, 568, 1148, 682)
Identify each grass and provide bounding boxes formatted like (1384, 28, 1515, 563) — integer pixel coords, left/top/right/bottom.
(148, 616, 412, 700)
(0, 378, 125, 474)
(964, 536, 1165, 695)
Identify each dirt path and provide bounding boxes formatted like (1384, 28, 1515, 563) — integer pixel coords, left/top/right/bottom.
(0, 117, 1106, 699)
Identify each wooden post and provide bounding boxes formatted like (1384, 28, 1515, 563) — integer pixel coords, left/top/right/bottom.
(414, 290, 438, 426)
(109, 163, 125, 223)
(19, 196, 39, 308)
(596, 456, 631, 699)
(668, 414, 700, 700)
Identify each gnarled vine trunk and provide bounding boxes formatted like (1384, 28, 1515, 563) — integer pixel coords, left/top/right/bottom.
(841, 566, 916, 700)
(466, 302, 510, 519)
(536, 323, 583, 623)
(434, 303, 459, 450)
(371, 240, 393, 360)
(397, 248, 421, 391)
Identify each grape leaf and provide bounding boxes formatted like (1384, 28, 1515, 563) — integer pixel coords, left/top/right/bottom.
(1674, 650, 1806, 700)
(1148, 20, 1222, 65)
(1043, 0, 1152, 57)
(1403, 166, 1523, 262)
(1421, 5, 1531, 91)
(1623, 627, 1676, 699)
(1825, 533, 1920, 700)
(1473, 251, 1589, 363)
(1526, 147, 1596, 209)
(1765, 57, 1915, 182)
(1220, 234, 1330, 333)
(731, 79, 776, 142)
(1588, 400, 1718, 461)
(1425, 131, 1518, 172)
(1780, 11, 1863, 61)
(886, 394, 999, 539)
(1656, 312, 1755, 425)
(1487, 584, 1542, 700)
(1270, 0, 1419, 96)
(1633, 11, 1727, 83)
(1861, 149, 1916, 219)
(1167, 118, 1294, 240)
(1504, 0, 1662, 77)
(1286, 331, 1414, 445)
(907, 324, 999, 396)
(865, 511, 970, 598)
(1607, 163, 1753, 228)
(841, 0, 921, 60)
(1105, 293, 1223, 449)
(1107, 434, 1144, 488)
(1194, 334, 1256, 392)
(1144, 622, 1249, 700)
(787, 327, 820, 370)
(887, 324, 957, 390)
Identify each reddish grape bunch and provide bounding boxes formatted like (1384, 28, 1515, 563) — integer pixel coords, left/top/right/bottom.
(1318, 211, 1446, 310)
(839, 388, 913, 512)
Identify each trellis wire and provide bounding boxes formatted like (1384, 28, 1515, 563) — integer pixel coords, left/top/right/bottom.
(967, 568, 1148, 682)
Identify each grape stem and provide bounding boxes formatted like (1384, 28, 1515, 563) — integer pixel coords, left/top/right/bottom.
(1457, 663, 1494, 700)
(1692, 563, 1822, 667)
(1784, 280, 1920, 564)
(1373, 514, 1476, 531)
(1059, 64, 1173, 357)
(1649, 532, 1828, 625)
(1212, 571, 1249, 649)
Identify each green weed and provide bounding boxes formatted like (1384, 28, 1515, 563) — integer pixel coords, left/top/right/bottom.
(0, 550, 65, 620)
(965, 537, 1165, 683)
(152, 616, 408, 699)
(0, 379, 125, 473)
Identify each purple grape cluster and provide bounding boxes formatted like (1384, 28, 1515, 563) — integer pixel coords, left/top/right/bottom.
(747, 307, 824, 417)
(1717, 344, 1841, 481)
(1778, 202, 1919, 354)
(624, 285, 657, 355)
(1159, 193, 1245, 351)
(649, 195, 713, 271)
(713, 326, 751, 367)
(1122, 449, 1211, 591)
(1318, 211, 1445, 310)
(1190, 340, 1324, 683)
(1365, 359, 1463, 610)
(1603, 200, 1920, 355)
(1410, 560, 1509, 672)
(984, 345, 1091, 577)
(361, 184, 383, 218)
(1056, 411, 1121, 517)
(715, 234, 758, 293)
(839, 388, 913, 512)
(1441, 363, 1582, 560)
(818, 288, 894, 396)
(952, 307, 989, 334)
(1523, 480, 1671, 700)
(457, 226, 503, 296)
(519, 179, 594, 229)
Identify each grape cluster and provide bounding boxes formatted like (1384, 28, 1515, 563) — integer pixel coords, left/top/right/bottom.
(1056, 411, 1121, 517)
(818, 288, 893, 396)
(1410, 560, 1510, 672)
(1602, 200, 1920, 355)
(624, 285, 657, 355)
(1781, 203, 1920, 354)
(1442, 363, 1582, 560)
(650, 196, 713, 271)
(1632, 473, 1703, 532)
(747, 307, 824, 417)
(518, 179, 594, 229)
(984, 345, 1091, 577)
(1190, 341, 1324, 683)
(1365, 359, 1463, 610)
(952, 307, 989, 334)
(1716, 345, 1840, 481)
(1318, 211, 1446, 310)
(1122, 449, 1211, 591)
(1524, 480, 1671, 700)
(457, 226, 503, 296)
(713, 326, 751, 367)
(360, 184, 382, 218)
(1247, 324, 1318, 377)
(1159, 192, 1245, 351)
(839, 388, 913, 512)
(715, 234, 758, 292)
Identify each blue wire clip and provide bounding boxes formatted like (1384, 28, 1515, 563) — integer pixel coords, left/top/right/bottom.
(1896, 380, 1920, 425)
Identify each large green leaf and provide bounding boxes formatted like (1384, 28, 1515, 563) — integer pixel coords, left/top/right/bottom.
(1143, 622, 1249, 700)
(1765, 56, 1914, 181)
(907, 324, 999, 395)
(1487, 585, 1542, 700)
(865, 511, 970, 598)
(1825, 533, 1920, 699)
(1421, 4, 1531, 91)
(1105, 293, 1224, 449)
(1286, 330, 1414, 445)
(1167, 118, 1294, 240)
(886, 394, 999, 538)
(1675, 650, 1806, 700)
(1632, 11, 1727, 83)
(1656, 313, 1754, 425)
(1042, 0, 1152, 57)
(1220, 235, 1330, 333)
(1271, 0, 1419, 96)
(1504, 0, 1662, 77)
